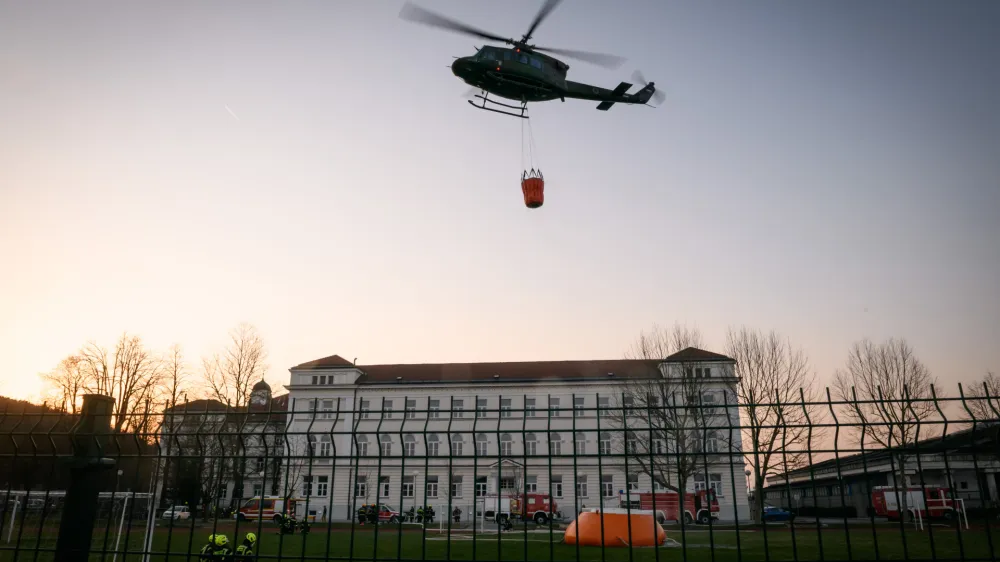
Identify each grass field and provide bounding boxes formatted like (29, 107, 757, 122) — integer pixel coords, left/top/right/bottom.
(4, 521, 1000, 562)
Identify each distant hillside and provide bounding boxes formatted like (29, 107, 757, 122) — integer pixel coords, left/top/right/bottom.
(0, 395, 61, 414)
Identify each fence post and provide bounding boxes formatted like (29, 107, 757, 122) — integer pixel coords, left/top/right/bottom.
(54, 394, 117, 562)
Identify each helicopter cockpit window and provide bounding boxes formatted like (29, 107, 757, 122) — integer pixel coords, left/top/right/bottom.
(530, 57, 543, 69)
(518, 54, 529, 64)
(503, 51, 512, 61)
(479, 48, 495, 61)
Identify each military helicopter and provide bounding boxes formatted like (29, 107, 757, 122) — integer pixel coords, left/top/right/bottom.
(400, 0, 665, 119)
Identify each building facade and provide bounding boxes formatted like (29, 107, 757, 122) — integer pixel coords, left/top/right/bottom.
(283, 348, 751, 524)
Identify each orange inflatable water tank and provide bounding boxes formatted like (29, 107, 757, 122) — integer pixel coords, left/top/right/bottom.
(564, 510, 666, 547)
(521, 170, 544, 208)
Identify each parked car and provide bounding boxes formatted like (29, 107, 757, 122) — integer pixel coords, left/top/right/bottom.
(762, 505, 795, 523)
(161, 506, 191, 520)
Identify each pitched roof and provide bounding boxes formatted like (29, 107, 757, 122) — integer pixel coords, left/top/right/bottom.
(353, 359, 662, 385)
(293, 354, 356, 370)
(663, 347, 735, 363)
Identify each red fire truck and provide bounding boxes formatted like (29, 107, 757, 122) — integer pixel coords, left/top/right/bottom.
(236, 496, 302, 522)
(619, 490, 720, 525)
(479, 493, 559, 524)
(871, 486, 964, 522)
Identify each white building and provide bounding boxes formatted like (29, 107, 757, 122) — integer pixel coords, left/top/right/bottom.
(283, 348, 750, 524)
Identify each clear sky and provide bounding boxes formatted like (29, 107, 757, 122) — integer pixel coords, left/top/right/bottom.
(1, 0, 998, 402)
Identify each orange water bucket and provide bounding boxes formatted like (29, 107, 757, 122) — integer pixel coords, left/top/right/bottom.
(521, 176, 544, 208)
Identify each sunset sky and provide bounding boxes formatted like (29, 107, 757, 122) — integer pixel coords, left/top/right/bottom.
(2, 0, 998, 402)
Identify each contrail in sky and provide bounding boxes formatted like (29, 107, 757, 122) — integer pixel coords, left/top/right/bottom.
(225, 104, 240, 121)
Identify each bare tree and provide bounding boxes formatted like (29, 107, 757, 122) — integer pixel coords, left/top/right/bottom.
(77, 333, 164, 433)
(625, 322, 704, 362)
(203, 323, 268, 408)
(613, 324, 724, 519)
(964, 371, 1000, 424)
(726, 326, 818, 524)
(833, 337, 936, 523)
(40, 355, 88, 414)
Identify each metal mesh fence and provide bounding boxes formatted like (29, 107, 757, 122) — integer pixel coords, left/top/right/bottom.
(2, 387, 1000, 562)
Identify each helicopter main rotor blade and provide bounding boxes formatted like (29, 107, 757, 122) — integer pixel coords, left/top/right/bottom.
(399, 2, 512, 45)
(521, 0, 562, 44)
(531, 45, 626, 69)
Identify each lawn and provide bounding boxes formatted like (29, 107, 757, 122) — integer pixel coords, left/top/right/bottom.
(5, 521, 1000, 562)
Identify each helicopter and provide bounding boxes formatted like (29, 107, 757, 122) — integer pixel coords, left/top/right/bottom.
(400, 0, 665, 119)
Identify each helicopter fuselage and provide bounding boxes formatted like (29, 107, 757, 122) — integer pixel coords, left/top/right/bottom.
(451, 46, 565, 102)
(451, 46, 654, 109)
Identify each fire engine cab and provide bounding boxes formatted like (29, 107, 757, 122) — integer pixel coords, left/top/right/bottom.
(478, 493, 559, 524)
(871, 486, 965, 523)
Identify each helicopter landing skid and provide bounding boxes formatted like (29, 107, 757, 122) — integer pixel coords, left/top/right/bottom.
(468, 93, 528, 119)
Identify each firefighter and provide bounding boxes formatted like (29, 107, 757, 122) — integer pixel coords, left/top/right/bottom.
(367, 504, 378, 525)
(357, 504, 367, 525)
(199, 534, 232, 562)
(234, 533, 256, 562)
(452, 506, 461, 523)
(416, 506, 425, 523)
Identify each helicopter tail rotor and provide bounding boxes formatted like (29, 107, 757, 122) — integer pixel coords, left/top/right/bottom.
(630, 70, 665, 105)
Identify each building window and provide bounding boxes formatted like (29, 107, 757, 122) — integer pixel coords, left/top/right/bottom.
(303, 476, 313, 496)
(317, 476, 329, 497)
(525, 433, 538, 456)
(550, 433, 562, 456)
(311, 375, 317, 385)
(429, 399, 440, 418)
(703, 367, 712, 378)
(574, 397, 585, 417)
(525, 398, 536, 417)
(653, 435, 666, 455)
(500, 433, 513, 456)
(575, 433, 586, 455)
(451, 434, 464, 456)
(252, 483, 262, 497)
(354, 476, 367, 498)
(598, 396, 610, 417)
(549, 397, 560, 417)
(356, 435, 369, 456)
(451, 475, 463, 498)
(404, 434, 416, 457)
(602, 475, 614, 498)
(405, 399, 417, 419)
(360, 400, 370, 419)
(402, 476, 414, 498)
(321, 399, 335, 419)
(627, 474, 639, 491)
(380, 476, 390, 497)
(624, 396, 636, 416)
(552, 475, 563, 498)
(382, 400, 393, 419)
(475, 476, 487, 497)
(380, 435, 392, 456)
(694, 474, 724, 496)
(452, 398, 464, 418)
(426, 476, 439, 498)
(427, 434, 440, 457)
(710, 474, 723, 495)
(626, 432, 638, 454)
(599, 433, 612, 456)
(255, 457, 265, 473)
(319, 435, 332, 457)
(500, 477, 516, 492)
(500, 398, 512, 418)
(576, 475, 588, 498)
(526, 475, 537, 493)
(476, 434, 488, 456)
(477, 398, 487, 418)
